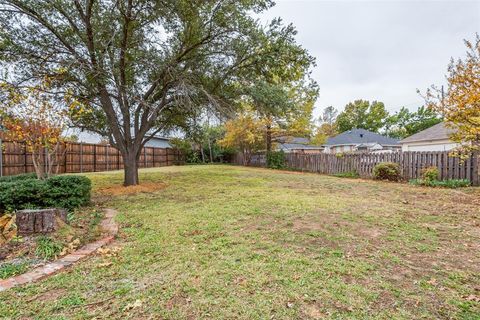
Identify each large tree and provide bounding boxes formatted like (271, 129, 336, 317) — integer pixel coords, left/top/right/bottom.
(335, 100, 388, 133)
(0, 0, 311, 185)
(422, 34, 480, 155)
(383, 106, 442, 139)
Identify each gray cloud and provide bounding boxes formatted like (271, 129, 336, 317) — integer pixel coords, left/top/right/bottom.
(260, 0, 480, 117)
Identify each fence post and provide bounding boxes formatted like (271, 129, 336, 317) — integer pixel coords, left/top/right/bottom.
(0, 139, 3, 177)
(80, 143, 83, 173)
(93, 145, 96, 172)
(64, 143, 68, 173)
(106, 145, 109, 171)
(144, 147, 147, 168)
(24, 142, 28, 173)
(473, 153, 480, 186)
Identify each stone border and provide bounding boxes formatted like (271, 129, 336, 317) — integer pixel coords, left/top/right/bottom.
(0, 208, 118, 292)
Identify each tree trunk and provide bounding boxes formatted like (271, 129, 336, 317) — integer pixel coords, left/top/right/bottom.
(200, 145, 205, 163)
(123, 151, 140, 186)
(208, 138, 213, 163)
(266, 124, 272, 153)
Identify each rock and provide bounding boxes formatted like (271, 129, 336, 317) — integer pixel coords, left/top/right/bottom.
(16, 209, 67, 234)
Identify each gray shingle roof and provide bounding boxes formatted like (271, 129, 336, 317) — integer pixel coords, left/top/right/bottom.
(400, 122, 455, 143)
(278, 143, 324, 151)
(324, 129, 399, 146)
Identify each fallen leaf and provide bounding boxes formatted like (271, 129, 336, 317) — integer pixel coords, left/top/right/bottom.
(123, 299, 143, 311)
(98, 261, 113, 268)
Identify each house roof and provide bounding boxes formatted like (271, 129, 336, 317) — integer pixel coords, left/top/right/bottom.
(324, 129, 399, 146)
(278, 143, 324, 151)
(400, 122, 455, 144)
(277, 136, 324, 151)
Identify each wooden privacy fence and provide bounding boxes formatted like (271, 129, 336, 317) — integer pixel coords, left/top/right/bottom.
(233, 151, 480, 185)
(0, 139, 184, 177)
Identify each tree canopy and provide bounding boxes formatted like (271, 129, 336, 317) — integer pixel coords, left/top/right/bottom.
(383, 106, 442, 139)
(335, 100, 388, 133)
(0, 0, 314, 185)
(422, 34, 480, 155)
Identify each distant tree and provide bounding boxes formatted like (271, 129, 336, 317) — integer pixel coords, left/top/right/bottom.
(335, 100, 388, 133)
(384, 106, 442, 139)
(421, 35, 480, 155)
(218, 113, 265, 165)
(321, 106, 338, 125)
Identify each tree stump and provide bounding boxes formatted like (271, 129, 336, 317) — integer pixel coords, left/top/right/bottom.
(16, 209, 67, 234)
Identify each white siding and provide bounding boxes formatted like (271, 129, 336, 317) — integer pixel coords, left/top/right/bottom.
(401, 140, 458, 152)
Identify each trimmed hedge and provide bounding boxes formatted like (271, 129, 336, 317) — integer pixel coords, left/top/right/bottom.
(373, 162, 401, 181)
(44, 176, 91, 210)
(0, 173, 37, 183)
(0, 175, 91, 213)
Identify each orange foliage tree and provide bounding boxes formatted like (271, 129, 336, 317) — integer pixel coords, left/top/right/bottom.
(422, 35, 480, 156)
(219, 113, 265, 166)
(1, 81, 68, 179)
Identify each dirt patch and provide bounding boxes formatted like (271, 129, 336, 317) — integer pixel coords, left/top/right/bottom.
(29, 288, 67, 302)
(96, 182, 167, 196)
(302, 303, 326, 319)
(166, 294, 191, 310)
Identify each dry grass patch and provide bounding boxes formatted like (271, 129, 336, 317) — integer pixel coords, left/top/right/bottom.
(96, 182, 167, 196)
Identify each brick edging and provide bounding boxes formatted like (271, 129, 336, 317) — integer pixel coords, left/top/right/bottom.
(0, 208, 118, 292)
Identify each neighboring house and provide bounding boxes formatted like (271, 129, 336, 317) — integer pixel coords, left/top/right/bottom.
(323, 128, 400, 154)
(76, 130, 172, 148)
(143, 136, 172, 148)
(276, 137, 324, 154)
(399, 122, 458, 152)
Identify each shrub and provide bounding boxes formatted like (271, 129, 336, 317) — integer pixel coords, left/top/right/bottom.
(44, 175, 91, 211)
(409, 179, 470, 189)
(373, 162, 401, 181)
(0, 175, 91, 213)
(266, 151, 286, 169)
(0, 179, 46, 212)
(333, 171, 360, 179)
(421, 166, 439, 182)
(0, 173, 37, 183)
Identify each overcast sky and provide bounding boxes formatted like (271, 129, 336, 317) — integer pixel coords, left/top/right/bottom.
(259, 0, 480, 119)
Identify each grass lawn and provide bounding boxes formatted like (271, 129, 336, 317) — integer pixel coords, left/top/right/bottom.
(1, 165, 479, 319)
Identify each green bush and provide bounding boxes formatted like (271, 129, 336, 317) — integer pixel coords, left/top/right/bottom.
(0, 179, 46, 212)
(44, 175, 91, 211)
(0, 173, 37, 183)
(409, 179, 470, 189)
(0, 175, 91, 213)
(333, 171, 360, 179)
(421, 166, 439, 182)
(373, 162, 401, 181)
(266, 151, 286, 169)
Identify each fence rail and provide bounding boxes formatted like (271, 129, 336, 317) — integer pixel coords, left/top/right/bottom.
(0, 139, 184, 177)
(233, 151, 480, 186)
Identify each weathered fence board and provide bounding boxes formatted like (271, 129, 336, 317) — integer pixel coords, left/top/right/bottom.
(233, 151, 480, 185)
(0, 140, 184, 177)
